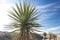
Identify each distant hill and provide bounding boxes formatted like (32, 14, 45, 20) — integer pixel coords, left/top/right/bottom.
(0, 31, 43, 40)
(0, 31, 11, 40)
(0, 31, 60, 40)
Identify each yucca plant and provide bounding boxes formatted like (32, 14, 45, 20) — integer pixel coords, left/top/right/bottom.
(53, 34, 57, 40)
(43, 32, 47, 40)
(49, 32, 53, 40)
(6, 1, 41, 40)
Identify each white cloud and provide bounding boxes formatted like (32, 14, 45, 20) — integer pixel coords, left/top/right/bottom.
(36, 3, 59, 21)
(47, 26, 60, 31)
(39, 13, 56, 21)
(40, 13, 55, 18)
(36, 3, 57, 9)
(36, 26, 60, 34)
(54, 6, 60, 9)
(36, 2, 60, 13)
(0, 0, 8, 4)
(0, 0, 12, 31)
(53, 31, 60, 34)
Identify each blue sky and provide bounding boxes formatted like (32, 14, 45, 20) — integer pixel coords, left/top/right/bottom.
(0, 0, 60, 34)
(28, 0, 60, 34)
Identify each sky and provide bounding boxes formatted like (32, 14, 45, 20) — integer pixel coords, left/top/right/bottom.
(0, 0, 60, 34)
